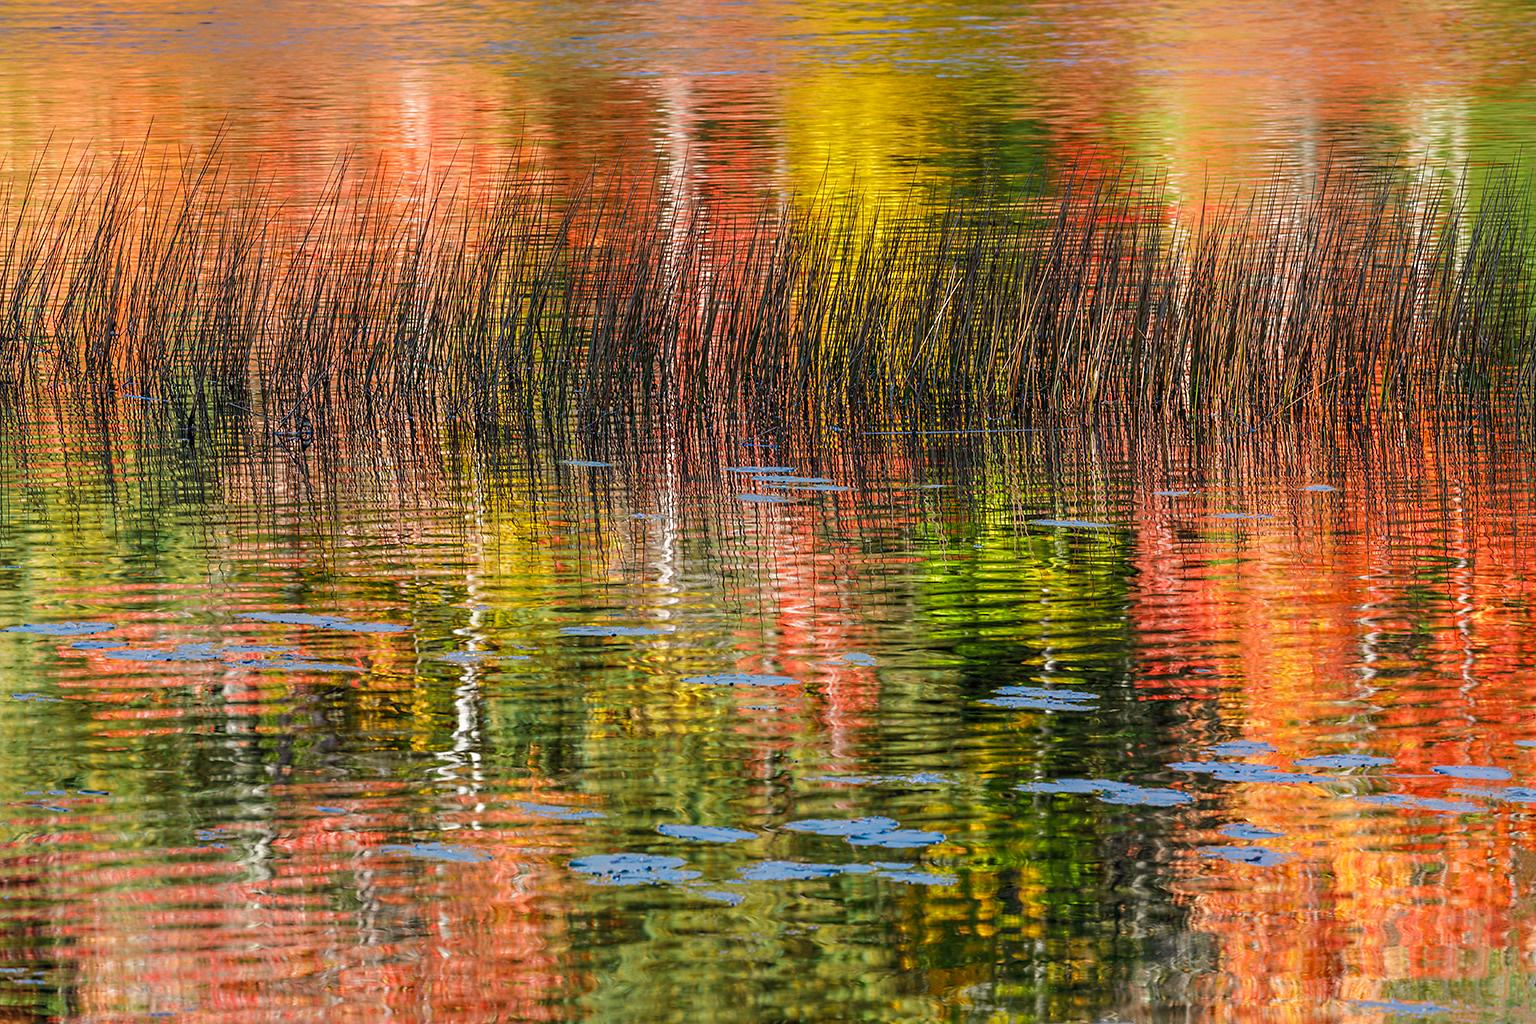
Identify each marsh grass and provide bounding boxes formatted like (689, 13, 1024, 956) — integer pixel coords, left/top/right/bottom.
(1, 145, 1534, 442)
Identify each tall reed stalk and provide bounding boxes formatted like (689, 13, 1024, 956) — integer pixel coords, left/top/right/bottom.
(1, 146, 1533, 435)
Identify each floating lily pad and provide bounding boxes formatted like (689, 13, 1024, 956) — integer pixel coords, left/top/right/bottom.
(726, 466, 795, 474)
(657, 824, 756, 843)
(381, 842, 492, 864)
(240, 612, 406, 634)
(837, 652, 877, 666)
(1094, 783, 1194, 807)
(69, 639, 127, 650)
(875, 868, 958, 886)
(683, 673, 798, 687)
(10, 692, 59, 702)
(807, 772, 949, 787)
(1431, 765, 1511, 781)
(570, 853, 699, 886)
(1209, 740, 1276, 757)
(5, 621, 116, 637)
(1295, 754, 1394, 769)
(983, 693, 1084, 714)
(560, 625, 665, 638)
(1302, 484, 1337, 492)
(1016, 778, 1112, 796)
(1346, 999, 1452, 1017)
(782, 816, 899, 838)
(1169, 761, 1330, 785)
(1200, 845, 1292, 866)
(982, 695, 1099, 711)
(1153, 489, 1193, 497)
(738, 493, 794, 504)
(1357, 794, 1480, 815)
(737, 860, 875, 882)
(515, 801, 605, 821)
(1219, 823, 1285, 840)
(1516, 740, 1536, 748)
(1449, 785, 1536, 804)
(561, 459, 612, 468)
(1028, 518, 1116, 530)
(690, 887, 745, 905)
(1211, 512, 1274, 521)
(982, 685, 1099, 712)
(259, 659, 363, 673)
(104, 643, 224, 663)
(1017, 778, 1192, 807)
(751, 475, 834, 485)
(846, 828, 945, 849)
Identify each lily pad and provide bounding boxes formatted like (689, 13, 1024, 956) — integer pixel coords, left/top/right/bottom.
(1431, 765, 1511, 781)
(1017, 778, 1192, 807)
(104, 643, 225, 663)
(1357, 794, 1481, 815)
(875, 868, 958, 886)
(782, 816, 899, 838)
(738, 493, 794, 504)
(751, 475, 834, 485)
(683, 673, 798, 687)
(560, 625, 665, 638)
(1295, 754, 1394, 769)
(5, 621, 116, 637)
(737, 860, 875, 882)
(982, 685, 1099, 712)
(570, 853, 698, 886)
(846, 828, 945, 849)
(1449, 785, 1536, 804)
(657, 824, 756, 843)
(1346, 999, 1452, 1017)
(1169, 761, 1330, 785)
(240, 612, 406, 634)
(561, 460, 612, 468)
(1219, 823, 1285, 840)
(1200, 845, 1292, 866)
(1209, 740, 1277, 757)
(381, 842, 492, 864)
(1028, 518, 1116, 530)
(259, 659, 363, 673)
(807, 772, 949, 788)
(1016, 778, 1113, 796)
(515, 801, 605, 821)
(726, 466, 795, 474)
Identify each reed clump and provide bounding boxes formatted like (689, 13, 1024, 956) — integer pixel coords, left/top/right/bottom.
(1, 146, 1534, 436)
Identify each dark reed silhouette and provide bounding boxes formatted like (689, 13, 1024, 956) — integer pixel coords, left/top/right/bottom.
(1, 146, 1533, 437)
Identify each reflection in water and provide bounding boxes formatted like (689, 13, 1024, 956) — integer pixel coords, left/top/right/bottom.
(4, 0, 1536, 195)
(1, 413, 1534, 1021)
(5, 2, 1536, 1021)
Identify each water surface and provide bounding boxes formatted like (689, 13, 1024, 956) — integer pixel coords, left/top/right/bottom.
(1, 417, 1534, 1022)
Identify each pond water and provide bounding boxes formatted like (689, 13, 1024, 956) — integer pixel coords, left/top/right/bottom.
(5, 0, 1536, 195)
(4, 2, 1536, 1022)
(0, 416, 1533, 1022)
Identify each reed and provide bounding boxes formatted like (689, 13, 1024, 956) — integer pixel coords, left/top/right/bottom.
(1, 145, 1533, 439)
